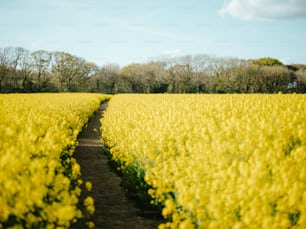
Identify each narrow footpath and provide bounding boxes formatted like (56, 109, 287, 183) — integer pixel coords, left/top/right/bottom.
(74, 102, 162, 229)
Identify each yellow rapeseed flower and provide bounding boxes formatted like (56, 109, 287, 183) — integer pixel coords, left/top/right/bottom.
(101, 94, 306, 228)
(0, 93, 111, 227)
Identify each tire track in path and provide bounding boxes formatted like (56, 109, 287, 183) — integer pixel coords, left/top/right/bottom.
(74, 102, 162, 229)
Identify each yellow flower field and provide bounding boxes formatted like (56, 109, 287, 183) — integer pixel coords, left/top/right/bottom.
(101, 94, 306, 229)
(0, 93, 110, 228)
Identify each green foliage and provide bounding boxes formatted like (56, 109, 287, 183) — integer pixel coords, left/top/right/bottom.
(289, 210, 300, 226)
(251, 57, 283, 66)
(102, 143, 163, 212)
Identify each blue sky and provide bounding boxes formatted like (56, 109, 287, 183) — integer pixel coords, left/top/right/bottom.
(1, 0, 306, 66)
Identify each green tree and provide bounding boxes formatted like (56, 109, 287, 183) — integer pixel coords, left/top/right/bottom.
(52, 52, 94, 92)
(120, 64, 147, 93)
(251, 57, 283, 66)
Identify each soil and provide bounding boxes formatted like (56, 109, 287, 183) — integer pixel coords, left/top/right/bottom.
(73, 102, 163, 229)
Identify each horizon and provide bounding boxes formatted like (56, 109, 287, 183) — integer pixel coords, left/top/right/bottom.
(1, 0, 306, 67)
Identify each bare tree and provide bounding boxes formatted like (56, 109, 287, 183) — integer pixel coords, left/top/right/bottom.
(75, 61, 98, 91)
(31, 50, 52, 91)
(52, 52, 98, 91)
(144, 61, 167, 93)
(52, 51, 80, 91)
(19, 49, 33, 91)
(292, 65, 306, 93)
(0, 48, 10, 92)
(6, 47, 28, 91)
(93, 64, 122, 93)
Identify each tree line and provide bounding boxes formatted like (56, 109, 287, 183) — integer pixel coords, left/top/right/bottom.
(1, 46, 305, 93)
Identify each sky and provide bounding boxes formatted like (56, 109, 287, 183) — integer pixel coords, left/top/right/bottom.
(0, 0, 306, 67)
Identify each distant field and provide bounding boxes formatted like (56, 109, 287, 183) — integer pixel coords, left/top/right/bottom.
(101, 94, 306, 228)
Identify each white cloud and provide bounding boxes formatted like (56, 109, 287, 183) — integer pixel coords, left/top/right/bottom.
(161, 49, 182, 58)
(279, 57, 292, 64)
(219, 0, 306, 20)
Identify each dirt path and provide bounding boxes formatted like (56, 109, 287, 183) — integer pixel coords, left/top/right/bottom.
(74, 102, 162, 229)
